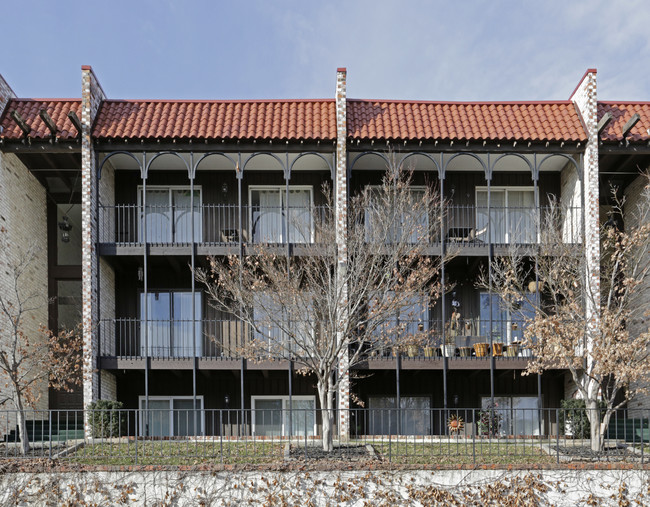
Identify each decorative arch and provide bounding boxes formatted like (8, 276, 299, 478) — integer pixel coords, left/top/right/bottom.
(97, 151, 143, 180)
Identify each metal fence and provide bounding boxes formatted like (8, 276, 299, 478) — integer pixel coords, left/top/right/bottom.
(0, 407, 647, 465)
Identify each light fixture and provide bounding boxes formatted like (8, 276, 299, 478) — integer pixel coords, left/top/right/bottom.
(451, 291, 460, 308)
(137, 266, 144, 282)
(224, 395, 230, 406)
(58, 215, 73, 243)
(221, 182, 228, 194)
(453, 394, 459, 406)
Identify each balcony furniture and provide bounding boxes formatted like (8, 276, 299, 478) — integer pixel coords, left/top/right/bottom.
(446, 227, 474, 242)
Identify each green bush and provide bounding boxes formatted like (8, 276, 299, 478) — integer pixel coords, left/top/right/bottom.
(559, 399, 605, 439)
(88, 400, 126, 438)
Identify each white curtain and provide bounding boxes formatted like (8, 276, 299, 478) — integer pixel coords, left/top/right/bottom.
(507, 190, 535, 243)
(173, 189, 201, 243)
(286, 189, 311, 243)
(142, 189, 170, 243)
(252, 189, 282, 242)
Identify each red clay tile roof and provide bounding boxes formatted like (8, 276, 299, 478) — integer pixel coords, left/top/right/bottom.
(598, 102, 650, 143)
(92, 99, 337, 141)
(347, 100, 587, 143)
(0, 99, 81, 140)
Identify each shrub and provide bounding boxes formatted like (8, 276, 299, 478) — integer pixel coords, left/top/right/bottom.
(477, 403, 503, 436)
(88, 400, 126, 438)
(559, 399, 605, 439)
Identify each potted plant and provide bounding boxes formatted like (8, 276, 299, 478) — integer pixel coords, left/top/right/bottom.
(492, 335, 503, 356)
(441, 334, 456, 357)
(477, 402, 503, 437)
(459, 346, 472, 357)
(473, 342, 489, 357)
(505, 342, 520, 357)
(423, 340, 436, 358)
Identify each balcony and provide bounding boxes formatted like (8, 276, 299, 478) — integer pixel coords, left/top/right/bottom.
(98, 204, 328, 250)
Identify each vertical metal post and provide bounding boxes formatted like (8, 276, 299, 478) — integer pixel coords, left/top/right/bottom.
(534, 155, 542, 434)
(486, 156, 495, 407)
(96, 152, 102, 398)
(240, 359, 245, 436)
(396, 354, 401, 435)
(190, 153, 198, 437)
(440, 171, 448, 418)
(288, 360, 293, 438)
(142, 152, 150, 436)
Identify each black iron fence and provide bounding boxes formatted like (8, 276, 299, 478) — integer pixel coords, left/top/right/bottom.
(1, 407, 647, 464)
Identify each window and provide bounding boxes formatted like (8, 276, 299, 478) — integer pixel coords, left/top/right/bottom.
(138, 186, 202, 243)
(365, 187, 429, 243)
(368, 396, 431, 435)
(476, 187, 536, 244)
(481, 396, 540, 436)
(371, 292, 429, 341)
(139, 396, 203, 437)
(479, 292, 536, 344)
(249, 186, 313, 243)
(252, 294, 314, 357)
(140, 291, 202, 357)
(252, 396, 316, 437)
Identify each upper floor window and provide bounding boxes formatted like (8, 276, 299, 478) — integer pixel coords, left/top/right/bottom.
(138, 186, 202, 244)
(365, 187, 429, 243)
(249, 186, 313, 243)
(475, 187, 537, 244)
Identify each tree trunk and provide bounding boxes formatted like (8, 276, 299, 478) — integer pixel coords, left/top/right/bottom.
(585, 399, 603, 452)
(15, 398, 30, 456)
(318, 382, 334, 452)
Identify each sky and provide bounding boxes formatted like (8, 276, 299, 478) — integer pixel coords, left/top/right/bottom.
(1, 0, 649, 102)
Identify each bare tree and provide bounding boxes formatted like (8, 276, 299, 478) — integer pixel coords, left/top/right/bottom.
(0, 227, 82, 455)
(196, 159, 447, 451)
(485, 173, 650, 451)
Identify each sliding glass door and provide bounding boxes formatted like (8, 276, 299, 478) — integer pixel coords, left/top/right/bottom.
(476, 187, 536, 244)
(139, 186, 202, 243)
(250, 186, 312, 243)
(140, 291, 202, 357)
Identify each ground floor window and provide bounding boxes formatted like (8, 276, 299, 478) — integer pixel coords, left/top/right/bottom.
(481, 396, 540, 436)
(251, 396, 316, 437)
(368, 396, 431, 435)
(138, 396, 204, 437)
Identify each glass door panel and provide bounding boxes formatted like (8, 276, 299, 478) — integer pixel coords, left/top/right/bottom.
(172, 189, 201, 243)
(251, 189, 283, 243)
(173, 399, 202, 436)
(172, 292, 202, 357)
(285, 189, 311, 243)
(254, 399, 283, 436)
(512, 397, 539, 436)
(141, 189, 171, 243)
(507, 190, 535, 243)
(286, 399, 315, 437)
(142, 399, 171, 437)
(141, 292, 171, 356)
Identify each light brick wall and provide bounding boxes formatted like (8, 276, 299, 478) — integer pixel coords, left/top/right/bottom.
(624, 174, 650, 413)
(335, 68, 350, 437)
(560, 163, 583, 243)
(0, 152, 48, 411)
(81, 66, 106, 415)
(570, 70, 600, 367)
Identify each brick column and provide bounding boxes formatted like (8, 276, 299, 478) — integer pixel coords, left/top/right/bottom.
(81, 66, 106, 416)
(0, 73, 16, 116)
(570, 69, 599, 386)
(335, 68, 350, 439)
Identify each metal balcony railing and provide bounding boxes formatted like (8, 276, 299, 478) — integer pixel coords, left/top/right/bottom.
(98, 204, 328, 245)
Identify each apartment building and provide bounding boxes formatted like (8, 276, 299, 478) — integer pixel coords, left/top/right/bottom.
(0, 67, 648, 438)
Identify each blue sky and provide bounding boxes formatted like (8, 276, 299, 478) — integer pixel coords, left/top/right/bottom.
(2, 0, 649, 101)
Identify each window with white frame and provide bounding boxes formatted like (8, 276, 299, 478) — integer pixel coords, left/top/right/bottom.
(138, 186, 202, 243)
(475, 187, 537, 244)
(252, 396, 316, 437)
(368, 396, 431, 435)
(138, 396, 204, 437)
(140, 290, 202, 357)
(249, 186, 313, 243)
(479, 292, 536, 344)
(481, 396, 540, 436)
(252, 293, 314, 358)
(365, 186, 429, 243)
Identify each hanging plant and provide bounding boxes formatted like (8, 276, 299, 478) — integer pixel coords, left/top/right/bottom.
(447, 413, 464, 435)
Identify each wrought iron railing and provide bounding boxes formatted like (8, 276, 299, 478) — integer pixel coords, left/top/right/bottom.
(0, 407, 646, 464)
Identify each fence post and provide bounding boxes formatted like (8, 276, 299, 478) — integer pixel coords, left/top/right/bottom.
(472, 408, 476, 464)
(388, 409, 392, 463)
(556, 409, 560, 465)
(48, 411, 52, 460)
(135, 410, 138, 466)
